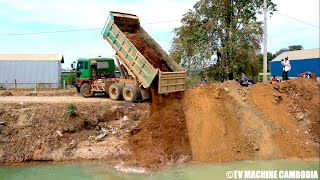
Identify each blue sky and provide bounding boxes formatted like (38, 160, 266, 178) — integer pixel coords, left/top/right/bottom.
(0, 0, 319, 68)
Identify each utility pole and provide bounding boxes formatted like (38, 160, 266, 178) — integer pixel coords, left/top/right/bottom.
(263, 0, 268, 82)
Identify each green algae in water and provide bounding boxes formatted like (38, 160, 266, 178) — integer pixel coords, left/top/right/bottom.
(0, 160, 319, 180)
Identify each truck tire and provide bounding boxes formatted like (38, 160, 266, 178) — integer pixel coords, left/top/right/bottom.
(123, 85, 141, 102)
(109, 83, 124, 100)
(80, 83, 94, 97)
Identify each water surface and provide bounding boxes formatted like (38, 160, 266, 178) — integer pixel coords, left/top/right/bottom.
(0, 160, 319, 180)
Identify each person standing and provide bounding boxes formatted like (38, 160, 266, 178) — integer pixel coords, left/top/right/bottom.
(281, 56, 291, 81)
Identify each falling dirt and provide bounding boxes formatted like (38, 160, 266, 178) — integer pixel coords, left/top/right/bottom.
(128, 88, 191, 169)
(123, 32, 171, 72)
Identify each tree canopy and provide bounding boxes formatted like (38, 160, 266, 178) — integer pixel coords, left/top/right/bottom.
(170, 0, 277, 81)
(274, 45, 304, 56)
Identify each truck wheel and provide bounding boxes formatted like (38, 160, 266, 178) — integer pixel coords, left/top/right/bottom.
(80, 83, 94, 97)
(123, 85, 141, 102)
(109, 83, 124, 100)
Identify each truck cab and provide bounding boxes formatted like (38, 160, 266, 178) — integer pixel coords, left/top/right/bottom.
(74, 57, 116, 96)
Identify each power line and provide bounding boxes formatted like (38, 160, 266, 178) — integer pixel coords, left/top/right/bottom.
(274, 11, 319, 28)
(0, 28, 102, 36)
(0, 19, 181, 37)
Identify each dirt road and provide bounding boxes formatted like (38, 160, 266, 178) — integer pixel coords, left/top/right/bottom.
(0, 96, 113, 104)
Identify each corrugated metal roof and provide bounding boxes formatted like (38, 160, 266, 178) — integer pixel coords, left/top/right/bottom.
(271, 48, 320, 62)
(0, 54, 64, 63)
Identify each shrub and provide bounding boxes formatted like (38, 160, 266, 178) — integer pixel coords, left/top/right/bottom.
(67, 104, 77, 117)
(82, 115, 89, 126)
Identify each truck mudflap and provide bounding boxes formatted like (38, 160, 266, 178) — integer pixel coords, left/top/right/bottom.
(158, 71, 186, 94)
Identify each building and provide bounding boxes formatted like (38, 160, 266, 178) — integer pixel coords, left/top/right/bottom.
(61, 68, 72, 76)
(0, 54, 64, 88)
(270, 48, 320, 81)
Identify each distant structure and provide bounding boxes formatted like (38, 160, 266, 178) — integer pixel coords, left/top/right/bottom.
(0, 54, 64, 89)
(270, 48, 320, 82)
(61, 68, 72, 76)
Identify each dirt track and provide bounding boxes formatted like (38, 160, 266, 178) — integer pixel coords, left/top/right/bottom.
(0, 96, 113, 104)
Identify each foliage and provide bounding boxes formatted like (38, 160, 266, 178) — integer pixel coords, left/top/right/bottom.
(67, 104, 77, 117)
(274, 45, 304, 56)
(82, 115, 89, 126)
(257, 52, 276, 71)
(170, 0, 277, 81)
(61, 71, 76, 85)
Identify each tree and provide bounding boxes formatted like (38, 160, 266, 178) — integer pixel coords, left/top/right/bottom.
(288, 45, 303, 51)
(170, 0, 277, 81)
(274, 45, 303, 56)
(61, 71, 76, 86)
(257, 52, 275, 71)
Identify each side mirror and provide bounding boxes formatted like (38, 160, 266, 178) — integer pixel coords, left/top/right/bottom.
(71, 64, 74, 69)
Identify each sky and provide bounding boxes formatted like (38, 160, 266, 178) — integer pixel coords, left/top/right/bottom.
(0, 0, 319, 68)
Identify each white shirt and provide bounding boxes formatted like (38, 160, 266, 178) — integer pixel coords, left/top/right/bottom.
(281, 60, 291, 72)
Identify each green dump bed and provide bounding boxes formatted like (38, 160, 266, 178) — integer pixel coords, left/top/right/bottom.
(102, 11, 186, 94)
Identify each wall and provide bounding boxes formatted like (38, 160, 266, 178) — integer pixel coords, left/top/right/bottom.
(0, 60, 60, 89)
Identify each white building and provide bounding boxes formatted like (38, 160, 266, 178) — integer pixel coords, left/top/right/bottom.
(0, 54, 64, 88)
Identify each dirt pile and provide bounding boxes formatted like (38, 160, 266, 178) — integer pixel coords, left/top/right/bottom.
(123, 32, 170, 72)
(251, 79, 320, 157)
(0, 91, 13, 96)
(184, 79, 319, 162)
(0, 102, 149, 163)
(128, 89, 191, 168)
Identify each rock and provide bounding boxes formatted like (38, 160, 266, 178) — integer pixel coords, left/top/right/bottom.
(242, 97, 248, 101)
(0, 122, 5, 126)
(303, 93, 311, 100)
(123, 116, 129, 121)
(214, 92, 220, 99)
(95, 128, 107, 141)
(253, 143, 260, 151)
(224, 87, 229, 93)
(56, 130, 63, 137)
(295, 112, 305, 121)
(0, 124, 3, 134)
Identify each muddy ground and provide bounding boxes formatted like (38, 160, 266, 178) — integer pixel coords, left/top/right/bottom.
(0, 79, 319, 169)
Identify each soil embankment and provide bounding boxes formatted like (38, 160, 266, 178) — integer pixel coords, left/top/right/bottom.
(0, 79, 318, 169)
(0, 101, 150, 163)
(184, 79, 319, 162)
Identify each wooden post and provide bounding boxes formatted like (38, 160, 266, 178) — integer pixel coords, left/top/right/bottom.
(63, 80, 66, 91)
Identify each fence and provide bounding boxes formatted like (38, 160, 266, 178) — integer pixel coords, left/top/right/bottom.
(0, 80, 74, 90)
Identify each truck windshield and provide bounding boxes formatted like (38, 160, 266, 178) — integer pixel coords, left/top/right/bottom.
(77, 61, 84, 70)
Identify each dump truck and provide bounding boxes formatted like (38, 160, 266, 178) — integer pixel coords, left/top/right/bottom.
(74, 11, 186, 102)
(73, 57, 117, 96)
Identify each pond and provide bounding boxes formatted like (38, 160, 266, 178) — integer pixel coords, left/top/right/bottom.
(0, 160, 319, 180)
